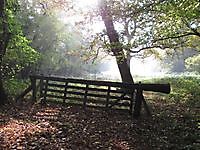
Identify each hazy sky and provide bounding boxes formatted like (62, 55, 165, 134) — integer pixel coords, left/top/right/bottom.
(59, 0, 167, 79)
(98, 56, 166, 80)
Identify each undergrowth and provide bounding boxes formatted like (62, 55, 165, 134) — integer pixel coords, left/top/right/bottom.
(4, 78, 29, 99)
(143, 76, 200, 107)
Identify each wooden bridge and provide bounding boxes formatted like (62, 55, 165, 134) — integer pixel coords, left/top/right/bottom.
(17, 75, 170, 118)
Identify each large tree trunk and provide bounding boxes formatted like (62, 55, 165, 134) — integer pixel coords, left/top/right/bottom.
(100, 0, 134, 83)
(0, 0, 8, 105)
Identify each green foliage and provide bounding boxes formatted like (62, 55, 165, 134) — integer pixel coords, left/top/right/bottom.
(153, 0, 200, 48)
(89, 0, 200, 62)
(152, 76, 200, 106)
(1, 0, 40, 79)
(185, 54, 200, 73)
(4, 78, 29, 97)
(3, 36, 40, 78)
(159, 48, 198, 73)
(17, 0, 99, 77)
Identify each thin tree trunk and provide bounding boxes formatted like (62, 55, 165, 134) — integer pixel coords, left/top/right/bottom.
(0, 0, 8, 105)
(100, 0, 134, 83)
(0, 71, 7, 105)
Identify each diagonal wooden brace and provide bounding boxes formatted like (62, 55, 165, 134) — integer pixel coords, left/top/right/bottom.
(133, 82, 151, 118)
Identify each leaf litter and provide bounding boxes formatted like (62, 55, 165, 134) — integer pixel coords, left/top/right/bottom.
(0, 100, 199, 150)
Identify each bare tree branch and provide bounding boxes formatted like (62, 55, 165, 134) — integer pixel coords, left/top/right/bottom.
(129, 45, 169, 54)
(153, 32, 197, 42)
(182, 18, 200, 37)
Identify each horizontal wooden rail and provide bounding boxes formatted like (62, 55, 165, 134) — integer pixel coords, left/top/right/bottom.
(29, 75, 171, 118)
(30, 75, 170, 94)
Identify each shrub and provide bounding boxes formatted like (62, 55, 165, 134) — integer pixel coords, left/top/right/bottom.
(151, 76, 200, 106)
(4, 78, 29, 99)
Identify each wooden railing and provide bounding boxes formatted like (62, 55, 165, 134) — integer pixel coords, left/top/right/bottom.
(24, 75, 171, 118)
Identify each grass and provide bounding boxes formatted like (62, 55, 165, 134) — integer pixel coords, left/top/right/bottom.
(142, 76, 200, 106)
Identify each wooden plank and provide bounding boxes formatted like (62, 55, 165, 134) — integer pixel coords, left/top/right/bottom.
(86, 98, 107, 105)
(141, 83, 170, 94)
(142, 95, 151, 116)
(86, 98, 130, 107)
(67, 85, 126, 94)
(43, 80, 49, 102)
(83, 84, 89, 109)
(39, 79, 44, 98)
(109, 93, 126, 108)
(67, 91, 85, 96)
(109, 101, 130, 107)
(66, 78, 123, 87)
(30, 77, 37, 102)
(30, 75, 68, 82)
(15, 85, 33, 102)
(133, 82, 142, 118)
(87, 93, 107, 98)
(67, 85, 87, 91)
(45, 95, 84, 104)
(30, 75, 132, 89)
(30, 75, 170, 94)
(109, 95, 131, 100)
(106, 86, 111, 108)
(29, 75, 171, 118)
(129, 93, 134, 114)
(65, 96, 83, 102)
(68, 85, 106, 92)
(45, 88, 65, 93)
(48, 83, 66, 88)
(46, 94, 64, 99)
(44, 88, 130, 100)
(63, 82, 68, 103)
(45, 89, 85, 97)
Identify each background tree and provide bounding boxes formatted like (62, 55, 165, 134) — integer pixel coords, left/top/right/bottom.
(185, 54, 200, 73)
(0, 0, 39, 103)
(0, 0, 9, 104)
(151, 0, 200, 74)
(152, 0, 200, 47)
(15, 0, 200, 82)
(16, 0, 99, 78)
(160, 48, 198, 73)
(97, 0, 200, 78)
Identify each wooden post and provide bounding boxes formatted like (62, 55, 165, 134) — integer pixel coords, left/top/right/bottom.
(83, 84, 89, 109)
(142, 95, 151, 116)
(106, 86, 111, 108)
(15, 85, 32, 102)
(133, 82, 142, 118)
(129, 91, 135, 114)
(30, 77, 37, 102)
(43, 80, 49, 104)
(63, 82, 68, 103)
(39, 79, 44, 98)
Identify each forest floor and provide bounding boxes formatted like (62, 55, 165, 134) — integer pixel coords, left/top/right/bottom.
(0, 99, 199, 150)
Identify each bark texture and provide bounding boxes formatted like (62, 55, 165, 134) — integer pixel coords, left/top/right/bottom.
(100, 1, 134, 83)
